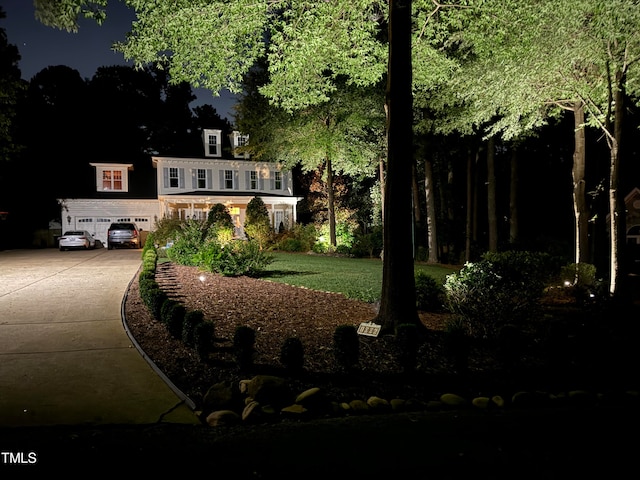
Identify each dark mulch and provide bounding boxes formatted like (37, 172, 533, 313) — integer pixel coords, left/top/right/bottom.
(124, 263, 640, 414)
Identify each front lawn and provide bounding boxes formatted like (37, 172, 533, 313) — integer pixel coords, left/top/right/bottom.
(260, 252, 460, 303)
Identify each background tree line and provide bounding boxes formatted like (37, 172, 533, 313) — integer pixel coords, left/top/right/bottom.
(0, 6, 233, 247)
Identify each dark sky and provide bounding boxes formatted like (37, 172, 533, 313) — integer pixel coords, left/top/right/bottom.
(2, 1, 238, 121)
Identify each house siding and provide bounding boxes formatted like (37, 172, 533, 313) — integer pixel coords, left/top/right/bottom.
(56, 131, 301, 247)
(156, 158, 293, 197)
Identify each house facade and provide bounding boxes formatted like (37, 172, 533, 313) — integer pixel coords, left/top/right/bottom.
(58, 129, 303, 246)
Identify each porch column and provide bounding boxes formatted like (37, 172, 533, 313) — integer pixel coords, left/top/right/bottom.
(270, 203, 276, 229)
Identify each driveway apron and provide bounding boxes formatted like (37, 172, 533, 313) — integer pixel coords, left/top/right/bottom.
(0, 248, 198, 427)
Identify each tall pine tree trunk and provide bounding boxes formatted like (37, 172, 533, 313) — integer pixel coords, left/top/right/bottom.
(572, 102, 589, 269)
(424, 157, 438, 263)
(487, 137, 498, 252)
(608, 69, 626, 297)
(375, 0, 418, 332)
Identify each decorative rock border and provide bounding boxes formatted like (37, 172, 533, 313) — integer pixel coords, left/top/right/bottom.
(201, 374, 640, 428)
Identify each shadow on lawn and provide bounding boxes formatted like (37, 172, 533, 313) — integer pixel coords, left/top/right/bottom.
(255, 269, 320, 279)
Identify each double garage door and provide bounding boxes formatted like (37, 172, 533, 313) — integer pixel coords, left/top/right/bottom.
(76, 217, 152, 246)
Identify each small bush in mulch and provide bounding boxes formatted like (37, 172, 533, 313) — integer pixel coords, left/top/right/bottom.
(396, 323, 420, 373)
(233, 326, 256, 372)
(415, 271, 444, 311)
(182, 310, 205, 347)
(194, 321, 215, 360)
(333, 324, 359, 371)
(280, 337, 305, 374)
(166, 303, 187, 339)
(147, 288, 169, 320)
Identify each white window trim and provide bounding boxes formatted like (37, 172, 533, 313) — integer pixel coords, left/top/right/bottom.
(90, 163, 131, 193)
(203, 129, 222, 158)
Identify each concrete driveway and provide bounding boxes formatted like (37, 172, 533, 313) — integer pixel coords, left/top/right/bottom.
(0, 248, 198, 427)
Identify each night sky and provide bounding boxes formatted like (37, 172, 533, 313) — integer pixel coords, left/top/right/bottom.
(2, 1, 238, 120)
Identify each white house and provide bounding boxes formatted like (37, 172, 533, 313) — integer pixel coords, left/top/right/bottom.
(58, 129, 303, 246)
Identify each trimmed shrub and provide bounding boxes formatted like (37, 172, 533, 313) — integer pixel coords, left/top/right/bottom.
(206, 204, 235, 246)
(166, 219, 208, 266)
(166, 302, 187, 339)
(141, 239, 157, 263)
(275, 224, 317, 252)
(182, 310, 205, 347)
(444, 251, 556, 339)
(415, 271, 444, 311)
(280, 337, 305, 373)
(194, 321, 215, 360)
(233, 326, 256, 371)
(207, 203, 234, 229)
(333, 325, 359, 371)
(139, 269, 155, 283)
(196, 239, 273, 277)
(443, 317, 471, 373)
(146, 287, 168, 320)
(141, 248, 157, 272)
(160, 299, 179, 325)
(244, 197, 272, 249)
(395, 323, 420, 372)
(138, 277, 158, 304)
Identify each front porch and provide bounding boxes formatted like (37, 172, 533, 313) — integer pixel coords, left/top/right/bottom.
(158, 193, 302, 238)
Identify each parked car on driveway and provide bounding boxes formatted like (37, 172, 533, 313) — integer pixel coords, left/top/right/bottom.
(107, 222, 142, 249)
(59, 230, 96, 251)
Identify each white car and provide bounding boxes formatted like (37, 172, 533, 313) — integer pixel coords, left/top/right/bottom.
(59, 230, 96, 251)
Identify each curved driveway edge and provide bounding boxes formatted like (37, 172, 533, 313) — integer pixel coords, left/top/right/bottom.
(120, 272, 196, 411)
(0, 248, 199, 428)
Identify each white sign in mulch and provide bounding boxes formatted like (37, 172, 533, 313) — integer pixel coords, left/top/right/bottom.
(357, 322, 381, 337)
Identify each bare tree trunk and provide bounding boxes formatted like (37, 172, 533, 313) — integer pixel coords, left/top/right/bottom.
(487, 137, 498, 252)
(509, 145, 519, 244)
(609, 137, 621, 296)
(424, 157, 438, 263)
(326, 156, 336, 249)
(375, 0, 418, 332)
(572, 102, 589, 268)
(608, 70, 625, 296)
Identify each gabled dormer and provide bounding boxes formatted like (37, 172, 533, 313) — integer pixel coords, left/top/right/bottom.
(89, 163, 133, 192)
(230, 131, 250, 159)
(203, 129, 222, 158)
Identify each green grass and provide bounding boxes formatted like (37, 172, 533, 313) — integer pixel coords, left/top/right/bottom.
(260, 252, 460, 303)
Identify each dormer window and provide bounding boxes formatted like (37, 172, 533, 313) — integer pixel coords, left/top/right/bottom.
(231, 131, 249, 159)
(168, 167, 180, 188)
(102, 170, 122, 190)
(90, 163, 131, 192)
(203, 129, 222, 158)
